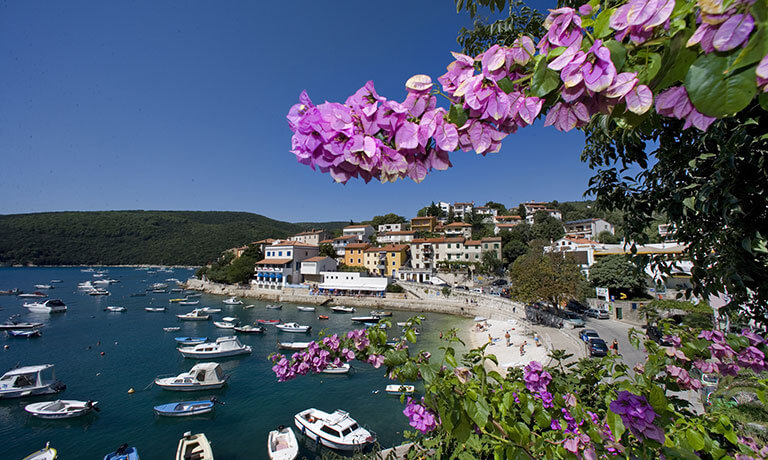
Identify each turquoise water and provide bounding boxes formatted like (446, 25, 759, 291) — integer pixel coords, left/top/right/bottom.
(0, 267, 469, 459)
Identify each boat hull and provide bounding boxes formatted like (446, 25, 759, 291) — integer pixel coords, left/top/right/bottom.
(24, 400, 97, 419)
(155, 381, 226, 392)
(294, 416, 372, 452)
(0, 383, 65, 399)
(22, 447, 57, 460)
(178, 348, 251, 359)
(153, 401, 215, 417)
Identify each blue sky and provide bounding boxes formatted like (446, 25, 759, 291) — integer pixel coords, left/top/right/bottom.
(0, 0, 595, 222)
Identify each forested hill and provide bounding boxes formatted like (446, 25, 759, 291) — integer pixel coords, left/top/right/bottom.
(0, 211, 347, 266)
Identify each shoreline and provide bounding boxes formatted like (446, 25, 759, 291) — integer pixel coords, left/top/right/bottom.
(2, 264, 200, 269)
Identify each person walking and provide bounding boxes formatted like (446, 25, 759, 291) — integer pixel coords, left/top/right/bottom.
(519, 340, 527, 356)
(612, 339, 619, 355)
(534, 332, 540, 347)
(505, 330, 511, 347)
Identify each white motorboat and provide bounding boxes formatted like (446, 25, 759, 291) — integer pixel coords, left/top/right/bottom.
(371, 310, 392, 317)
(163, 327, 181, 332)
(145, 307, 167, 312)
(34, 284, 53, 289)
(149, 283, 169, 290)
(396, 322, 413, 327)
(0, 317, 43, 330)
(78, 281, 95, 290)
(50, 280, 63, 283)
(155, 362, 228, 391)
(275, 323, 311, 333)
(268, 426, 299, 460)
(297, 306, 316, 312)
(265, 304, 282, 310)
(18, 292, 48, 298)
(385, 384, 415, 395)
(234, 324, 264, 334)
(177, 309, 211, 321)
(201, 307, 222, 314)
(178, 336, 252, 359)
(213, 321, 236, 329)
(277, 341, 310, 351)
(104, 306, 126, 312)
(88, 288, 110, 296)
(185, 293, 202, 298)
(176, 432, 214, 460)
(24, 399, 98, 419)
(294, 408, 375, 451)
(222, 316, 237, 322)
(351, 316, 380, 323)
(243, 304, 256, 309)
(178, 300, 200, 306)
(330, 306, 355, 313)
(223, 297, 243, 305)
(0, 365, 65, 399)
(22, 442, 57, 460)
(321, 363, 351, 374)
(23, 299, 67, 313)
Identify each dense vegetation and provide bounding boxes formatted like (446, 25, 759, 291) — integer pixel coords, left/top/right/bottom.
(0, 211, 346, 266)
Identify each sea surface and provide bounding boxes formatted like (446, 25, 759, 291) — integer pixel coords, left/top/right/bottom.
(0, 267, 470, 459)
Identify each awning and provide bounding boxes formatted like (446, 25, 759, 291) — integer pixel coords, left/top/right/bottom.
(255, 258, 292, 265)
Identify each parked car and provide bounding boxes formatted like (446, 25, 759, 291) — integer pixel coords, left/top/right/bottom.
(561, 312, 585, 328)
(566, 300, 589, 314)
(588, 338, 609, 357)
(491, 279, 508, 286)
(586, 308, 609, 319)
(646, 325, 673, 346)
(580, 329, 600, 343)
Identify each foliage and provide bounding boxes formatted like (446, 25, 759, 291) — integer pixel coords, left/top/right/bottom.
(337, 264, 369, 273)
(479, 250, 504, 275)
(530, 211, 565, 242)
(319, 243, 338, 259)
(0, 211, 345, 266)
(386, 283, 405, 293)
(369, 213, 407, 228)
(441, 286, 451, 297)
(456, 0, 546, 55)
(589, 254, 648, 296)
(597, 230, 620, 244)
(484, 201, 508, 215)
(508, 244, 587, 307)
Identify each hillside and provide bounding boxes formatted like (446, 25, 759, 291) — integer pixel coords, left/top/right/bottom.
(0, 211, 347, 266)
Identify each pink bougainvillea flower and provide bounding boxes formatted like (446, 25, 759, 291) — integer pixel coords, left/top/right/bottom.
(625, 85, 653, 114)
(437, 52, 475, 96)
(506, 36, 536, 67)
(713, 14, 755, 51)
(544, 101, 591, 132)
(757, 54, 768, 92)
(610, 0, 674, 44)
(538, 7, 583, 55)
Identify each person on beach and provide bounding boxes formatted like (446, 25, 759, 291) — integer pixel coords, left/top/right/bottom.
(505, 330, 511, 347)
(488, 333, 493, 344)
(520, 340, 527, 356)
(534, 333, 540, 347)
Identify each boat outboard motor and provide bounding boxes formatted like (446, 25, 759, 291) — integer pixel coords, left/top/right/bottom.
(115, 444, 129, 455)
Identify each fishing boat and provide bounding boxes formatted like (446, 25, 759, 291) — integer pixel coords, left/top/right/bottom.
(7, 329, 42, 338)
(88, 288, 110, 296)
(178, 300, 200, 306)
(201, 307, 222, 314)
(267, 426, 299, 460)
(294, 408, 375, 451)
(0, 365, 65, 399)
(351, 316, 380, 323)
(23, 299, 66, 313)
(234, 324, 264, 334)
(0, 317, 43, 330)
(223, 297, 243, 305)
(0, 288, 21, 295)
(174, 337, 207, 346)
(277, 341, 310, 351)
(275, 323, 311, 333)
(213, 321, 236, 329)
(169, 298, 187, 303)
(330, 306, 355, 313)
(163, 327, 181, 332)
(321, 363, 351, 374)
(266, 304, 282, 310)
(24, 400, 99, 419)
(22, 442, 57, 460)
(256, 319, 280, 325)
(318, 315, 329, 320)
(243, 304, 256, 309)
(297, 306, 316, 312)
(34, 284, 53, 290)
(371, 311, 392, 317)
(153, 398, 220, 417)
(19, 292, 48, 298)
(103, 444, 139, 460)
(385, 384, 415, 395)
(175, 432, 213, 460)
(154, 363, 228, 391)
(145, 307, 166, 312)
(105, 306, 127, 312)
(178, 336, 252, 359)
(149, 283, 169, 290)
(185, 293, 202, 298)
(177, 309, 211, 321)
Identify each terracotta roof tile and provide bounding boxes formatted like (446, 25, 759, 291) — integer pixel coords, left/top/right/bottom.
(345, 243, 371, 249)
(303, 256, 333, 262)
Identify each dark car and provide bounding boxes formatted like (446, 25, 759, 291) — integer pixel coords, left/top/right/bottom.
(588, 338, 609, 357)
(646, 325, 673, 346)
(491, 279, 508, 286)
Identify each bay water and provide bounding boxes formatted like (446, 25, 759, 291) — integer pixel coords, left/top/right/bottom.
(0, 267, 470, 459)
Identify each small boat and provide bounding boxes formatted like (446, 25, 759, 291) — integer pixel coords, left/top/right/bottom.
(175, 337, 207, 345)
(396, 322, 412, 327)
(321, 363, 351, 374)
(105, 306, 127, 312)
(275, 323, 311, 333)
(78, 281, 95, 290)
(351, 316, 380, 323)
(169, 298, 187, 303)
(473, 316, 487, 322)
(178, 336, 252, 359)
(0, 365, 65, 399)
(22, 442, 57, 460)
(222, 316, 237, 322)
(243, 304, 256, 309)
(385, 384, 415, 395)
(163, 327, 181, 332)
(19, 292, 48, 298)
(234, 324, 264, 334)
(201, 307, 222, 314)
(149, 283, 169, 290)
(256, 319, 280, 325)
(330, 306, 355, 313)
(371, 311, 392, 317)
(81, 268, 95, 272)
(170, 288, 184, 293)
(24, 299, 67, 313)
(25, 399, 99, 419)
(277, 341, 310, 351)
(178, 300, 200, 306)
(297, 306, 316, 312)
(0, 288, 21, 295)
(318, 315, 329, 320)
(185, 293, 202, 298)
(152, 289, 168, 294)
(155, 363, 228, 391)
(176, 432, 213, 460)
(266, 304, 282, 310)
(103, 444, 139, 460)
(223, 297, 243, 305)
(145, 307, 166, 312)
(294, 408, 375, 451)
(8, 329, 42, 338)
(154, 398, 220, 417)
(0, 317, 43, 330)
(88, 288, 110, 296)
(213, 321, 236, 329)
(177, 309, 211, 321)
(268, 426, 299, 460)
(34, 284, 53, 290)
(50, 280, 63, 284)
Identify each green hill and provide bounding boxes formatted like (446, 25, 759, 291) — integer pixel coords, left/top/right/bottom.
(0, 211, 347, 266)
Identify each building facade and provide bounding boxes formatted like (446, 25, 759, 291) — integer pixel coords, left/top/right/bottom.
(288, 229, 330, 246)
(411, 216, 438, 233)
(342, 224, 375, 242)
(443, 222, 472, 238)
(410, 237, 502, 269)
(377, 230, 415, 244)
(362, 244, 409, 277)
(377, 223, 405, 233)
(344, 243, 371, 268)
(300, 256, 339, 284)
(564, 218, 614, 240)
(252, 242, 320, 289)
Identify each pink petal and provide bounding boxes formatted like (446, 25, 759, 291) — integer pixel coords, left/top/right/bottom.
(405, 74, 434, 92)
(645, 0, 675, 28)
(395, 122, 419, 150)
(482, 44, 506, 72)
(626, 0, 661, 27)
(434, 122, 459, 151)
(625, 85, 653, 114)
(713, 14, 755, 52)
(605, 72, 638, 98)
(610, 4, 631, 31)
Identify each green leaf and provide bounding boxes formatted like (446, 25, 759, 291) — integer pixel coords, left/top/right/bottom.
(686, 429, 705, 450)
(530, 58, 561, 97)
(637, 52, 662, 85)
(547, 46, 567, 60)
(683, 197, 696, 210)
(606, 410, 625, 441)
(655, 30, 697, 91)
(593, 8, 615, 38)
(464, 396, 490, 427)
(405, 329, 417, 343)
(534, 407, 551, 428)
(649, 385, 668, 414)
(685, 53, 758, 118)
(760, 92, 768, 111)
(497, 77, 515, 94)
(447, 103, 468, 128)
(445, 349, 458, 368)
(604, 40, 627, 72)
(516, 421, 531, 443)
(454, 416, 471, 442)
(420, 363, 437, 384)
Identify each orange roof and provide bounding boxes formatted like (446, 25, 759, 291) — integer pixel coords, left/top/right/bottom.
(379, 244, 409, 252)
(345, 243, 371, 249)
(496, 223, 520, 228)
(344, 224, 371, 230)
(445, 222, 471, 227)
(303, 256, 333, 262)
(495, 215, 521, 220)
(252, 238, 276, 244)
(465, 240, 481, 246)
(563, 236, 597, 244)
(482, 237, 501, 242)
(270, 241, 317, 248)
(383, 230, 415, 235)
(319, 239, 334, 244)
(412, 237, 447, 244)
(292, 229, 325, 236)
(334, 235, 358, 241)
(364, 247, 383, 253)
(443, 237, 465, 243)
(256, 258, 292, 265)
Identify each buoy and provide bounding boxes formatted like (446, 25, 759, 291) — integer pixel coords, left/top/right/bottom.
(127, 388, 135, 394)
(100, 351, 105, 356)
(3, 345, 9, 350)
(114, 341, 118, 345)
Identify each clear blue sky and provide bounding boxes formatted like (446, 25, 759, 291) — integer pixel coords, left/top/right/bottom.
(0, 0, 595, 223)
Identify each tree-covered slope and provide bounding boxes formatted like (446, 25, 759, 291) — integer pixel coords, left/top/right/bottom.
(0, 211, 346, 266)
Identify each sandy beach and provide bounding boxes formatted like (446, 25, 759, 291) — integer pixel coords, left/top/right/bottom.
(467, 316, 549, 375)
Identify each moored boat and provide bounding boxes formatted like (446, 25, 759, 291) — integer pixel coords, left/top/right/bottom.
(177, 309, 211, 321)
(318, 315, 329, 320)
(297, 306, 315, 312)
(277, 341, 310, 351)
(0, 365, 65, 399)
(178, 300, 200, 306)
(105, 306, 127, 312)
(0, 288, 21, 295)
(154, 363, 228, 391)
(163, 327, 181, 332)
(145, 307, 166, 312)
(25, 399, 98, 419)
(351, 316, 379, 323)
(19, 292, 48, 298)
(234, 324, 264, 334)
(201, 307, 222, 314)
(330, 306, 355, 313)
(23, 299, 66, 313)
(213, 321, 236, 329)
(0, 316, 43, 330)
(275, 322, 311, 333)
(222, 296, 243, 305)
(103, 444, 139, 460)
(153, 398, 220, 417)
(321, 363, 351, 374)
(294, 408, 375, 451)
(267, 426, 299, 460)
(88, 288, 110, 296)
(22, 442, 57, 460)
(266, 304, 282, 310)
(178, 336, 252, 359)
(174, 337, 207, 345)
(256, 319, 280, 324)
(34, 284, 53, 290)
(175, 432, 213, 460)
(7, 329, 42, 338)
(371, 310, 392, 317)
(385, 384, 415, 395)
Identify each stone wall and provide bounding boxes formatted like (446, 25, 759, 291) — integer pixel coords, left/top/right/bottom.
(587, 298, 648, 325)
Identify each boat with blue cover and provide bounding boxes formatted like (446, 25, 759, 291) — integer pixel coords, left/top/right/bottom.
(103, 444, 139, 460)
(7, 329, 42, 338)
(175, 337, 207, 346)
(153, 398, 221, 417)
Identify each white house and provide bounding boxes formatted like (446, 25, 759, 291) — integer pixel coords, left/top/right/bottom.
(300, 256, 339, 284)
(377, 223, 405, 233)
(288, 229, 330, 246)
(342, 224, 375, 242)
(377, 230, 415, 244)
(564, 218, 614, 240)
(443, 222, 472, 238)
(525, 209, 562, 224)
(252, 242, 319, 289)
(316, 271, 389, 295)
(452, 202, 474, 220)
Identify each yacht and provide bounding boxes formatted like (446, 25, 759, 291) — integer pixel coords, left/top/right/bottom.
(0, 365, 65, 399)
(178, 336, 252, 359)
(155, 362, 228, 391)
(223, 297, 243, 305)
(275, 323, 311, 333)
(88, 288, 110, 296)
(177, 309, 211, 321)
(23, 299, 67, 313)
(294, 408, 375, 451)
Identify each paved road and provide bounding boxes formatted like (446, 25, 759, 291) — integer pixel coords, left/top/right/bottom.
(563, 318, 647, 369)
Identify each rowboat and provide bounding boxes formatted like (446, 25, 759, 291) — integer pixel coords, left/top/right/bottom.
(153, 398, 220, 417)
(104, 306, 126, 312)
(163, 327, 181, 332)
(213, 321, 236, 329)
(7, 329, 42, 338)
(385, 384, 415, 395)
(321, 363, 351, 374)
(234, 324, 264, 334)
(145, 307, 166, 312)
(275, 323, 311, 333)
(176, 432, 213, 460)
(266, 304, 282, 310)
(330, 306, 355, 313)
(174, 337, 207, 345)
(22, 443, 57, 460)
(169, 298, 187, 303)
(103, 444, 139, 460)
(25, 399, 99, 419)
(317, 315, 329, 320)
(297, 306, 316, 312)
(267, 426, 299, 460)
(185, 293, 202, 298)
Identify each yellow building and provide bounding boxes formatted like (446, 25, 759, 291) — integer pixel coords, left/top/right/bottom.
(344, 243, 371, 268)
(364, 244, 409, 277)
(411, 216, 437, 233)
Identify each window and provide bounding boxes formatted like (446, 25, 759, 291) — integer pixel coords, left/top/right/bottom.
(484, 244, 488, 249)
(357, 258, 361, 263)
(392, 261, 395, 265)
(278, 251, 283, 256)
(321, 426, 341, 438)
(494, 244, 499, 249)
(287, 251, 291, 256)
